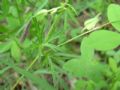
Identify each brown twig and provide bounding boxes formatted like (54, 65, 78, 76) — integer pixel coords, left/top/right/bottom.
(20, 21, 31, 43)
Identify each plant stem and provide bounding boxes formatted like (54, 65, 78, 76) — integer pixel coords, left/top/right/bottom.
(58, 22, 111, 46)
(45, 15, 59, 42)
(11, 54, 40, 90)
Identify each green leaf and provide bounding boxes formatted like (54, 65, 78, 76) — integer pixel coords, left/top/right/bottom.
(109, 58, 118, 73)
(107, 4, 120, 32)
(63, 58, 89, 77)
(66, 4, 78, 15)
(11, 41, 21, 61)
(81, 37, 94, 60)
(9, 6, 18, 17)
(75, 80, 95, 90)
(0, 42, 11, 53)
(63, 58, 104, 81)
(75, 80, 87, 90)
(1, 0, 9, 15)
(112, 81, 120, 90)
(0, 25, 8, 33)
(88, 30, 120, 51)
(36, 0, 48, 10)
(6, 16, 20, 30)
(22, 39, 32, 48)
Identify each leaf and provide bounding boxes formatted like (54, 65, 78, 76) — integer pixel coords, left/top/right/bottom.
(90, 0, 104, 12)
(75, 80, 95, 90)
(66, 4, 78, 15)
(63, 58, 90, 77)
(11, 41, 21, 61)
(9, 6, 18, 17)
(1, 0, 9, 15)
(0, 42, 11, 53)
(107, 4, 120, 32)
(36, 0, 48, 10)
(88, 30, 120, 51)
(23, 39, 32, 48)
(84, 14, 100, 30)
(81, 37, 94, 61)
(115, 68, 120, 81)
(63, 58, 104, 81)
(6, 16, 20, 30)
(109, 58, 118, 73)
(112, 81, 120, 90)
(0, 25, 8, 33)
(74, 80, 87, 90)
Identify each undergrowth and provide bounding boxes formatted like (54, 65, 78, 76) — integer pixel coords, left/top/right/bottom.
(1, 0, 120, 90)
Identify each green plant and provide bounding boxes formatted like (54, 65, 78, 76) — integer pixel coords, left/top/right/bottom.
(64, 3, 120, 90)
(1, 0, 120, 90)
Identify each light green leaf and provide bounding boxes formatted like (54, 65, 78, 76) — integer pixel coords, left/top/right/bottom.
(23, 39, 32, 48)
(84, 14, 100, 30)
(6, 16, 20, 30)
(75, 80, 87, 90)
(107, 4, 120, 32)
(88, 30, 120, 51)
(63, 58, 104, 81)
(0, 42, 11, 53)
(9, 6, 18, 17)
(109, 58, 118, 73)
(112, 81, 120, 90)
(75, 80, 95, 90)
(11, 41, 21, 61)
(66, 4, 78, 15)
(63, 58, 90, 77)
(36, 0, 48, 10)
(81, 37, 94, 60)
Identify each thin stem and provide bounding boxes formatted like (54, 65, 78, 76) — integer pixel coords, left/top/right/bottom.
(45, 16, 58, 42)
(20, 21, 31, 42)
(58, 22, 111, 46)
(16, 16, 33, 36)
(11, 54, 40, 90)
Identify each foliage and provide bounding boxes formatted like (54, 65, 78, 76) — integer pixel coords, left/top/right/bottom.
(1, 0, 120, 90)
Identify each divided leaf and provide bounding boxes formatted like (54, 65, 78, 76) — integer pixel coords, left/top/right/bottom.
(107, 4, 120, 32)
